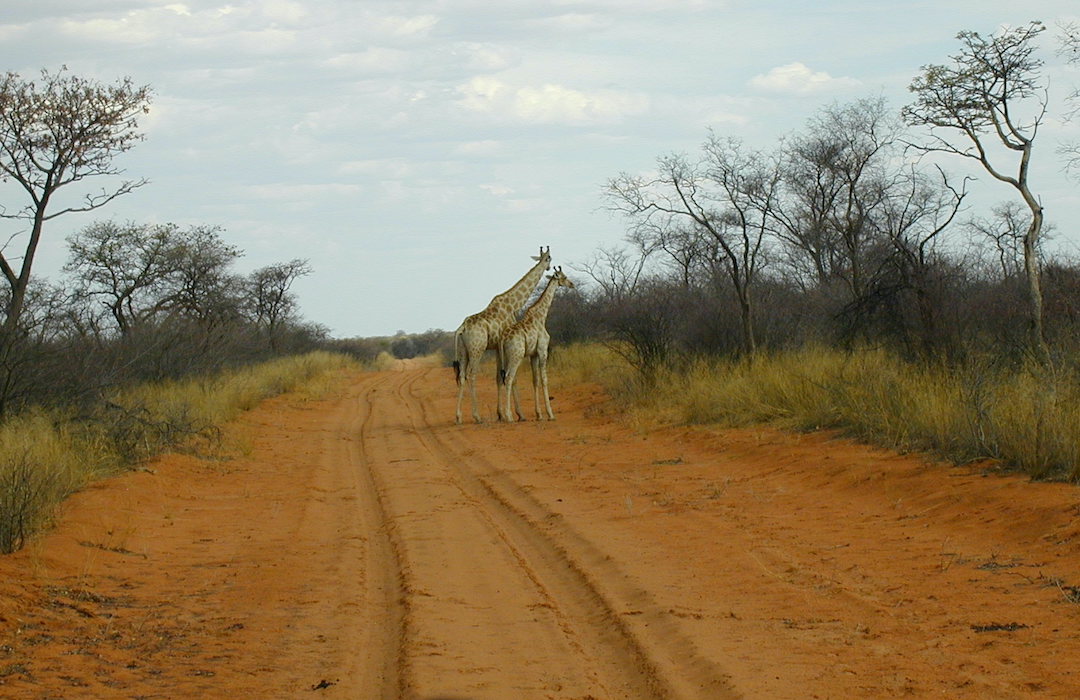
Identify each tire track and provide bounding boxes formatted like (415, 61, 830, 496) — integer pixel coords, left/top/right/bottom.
(355, 369, 656, 697)
(337, 371, 411, 698)
(390, 370, 666, 698)
(374, 367, 738, 699)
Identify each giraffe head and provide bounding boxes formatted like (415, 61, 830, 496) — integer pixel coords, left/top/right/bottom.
(532, 246, 552, 271)
(550, 265, 574, 289)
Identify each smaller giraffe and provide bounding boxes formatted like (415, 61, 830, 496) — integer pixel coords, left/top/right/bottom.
(497, 266, 574, 422)
(454, 246, 552, 424)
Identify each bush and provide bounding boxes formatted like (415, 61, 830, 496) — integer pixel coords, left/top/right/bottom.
(0, 414, 91, 553)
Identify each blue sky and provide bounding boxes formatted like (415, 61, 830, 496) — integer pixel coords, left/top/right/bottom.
(1, 1, 1078, 337)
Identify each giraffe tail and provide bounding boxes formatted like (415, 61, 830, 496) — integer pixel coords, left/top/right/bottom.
(496, 336, 506, 386)
(452, 325, 464, 385)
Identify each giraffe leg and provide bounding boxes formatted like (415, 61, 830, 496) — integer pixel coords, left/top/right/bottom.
(496, 357, 510, 422)
(493, 363, 505, 422)
(502, 339, 525, 423)
(459, 342, 484, 423)
(511, 368, 525, 422)
(530, 354, 543, 420)
(455, 360, 466, 425)
(539, 353, 554, 420)
(502, 365, 518, 423)
(468, 363, 483, 423)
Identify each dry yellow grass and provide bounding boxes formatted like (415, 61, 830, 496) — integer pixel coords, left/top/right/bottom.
(0, 351, 360, 552)
(556, 343, 1080, 482)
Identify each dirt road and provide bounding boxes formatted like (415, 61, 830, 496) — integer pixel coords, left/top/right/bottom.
(2, 363, 1079, 698)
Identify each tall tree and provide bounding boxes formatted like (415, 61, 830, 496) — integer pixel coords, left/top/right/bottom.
(606, 135, 776, 355)
(903, 21, 1049, 359)
(165, 225, 243, 325)
(772, 97, 899, 298)
(0, 68, 151, 334)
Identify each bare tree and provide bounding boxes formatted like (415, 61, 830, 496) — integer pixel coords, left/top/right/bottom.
(606, 135, 776, 355)
(164, 225, 243, 325)
(772, 97, 899, 298)
(1058, 21, 1080, 175)
(965, 201, 1047, 281)
(903, 21, 1050, 359)
(574, 245, 649, 304)
(874, 166, 968, 356)
(0, 68, 151, 334)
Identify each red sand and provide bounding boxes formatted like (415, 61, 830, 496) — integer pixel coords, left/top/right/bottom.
(2, 364, 1078, 698)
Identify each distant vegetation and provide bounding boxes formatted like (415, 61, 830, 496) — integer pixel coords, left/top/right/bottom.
(328, 329, 454, 366)
(547, 24, 1080, 483)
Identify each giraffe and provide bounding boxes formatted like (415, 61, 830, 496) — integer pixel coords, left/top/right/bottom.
(453, 246, 552, 424)
(497, 266, 574, 422)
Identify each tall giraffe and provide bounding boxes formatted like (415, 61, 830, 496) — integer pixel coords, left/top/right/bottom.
(454, 246, 552, 424)
(497, 266, 574, 422)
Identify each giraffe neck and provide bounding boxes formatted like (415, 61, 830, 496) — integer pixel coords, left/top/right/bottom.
(491, 257, 548, 314)
(522, 276, 559, 325)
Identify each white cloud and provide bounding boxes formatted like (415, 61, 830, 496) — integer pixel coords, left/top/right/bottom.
(458, 78, 648, 125)
(518, 84, 648, 123)
(0, 23, 26, 41)
(325, 47, 413, 74)
(339, 159, 414, 179)
(454, 140, 504, 156)
(480, 183, 514, 197)
(244, 183, 363, 200)
(217, 27, 298, 54)
(749, 62, 860, 95)
(455, 42, 514, 72)
(369, 13, 438, 38)
(260, 0, 308, 24)
(60, 14, 160, 43)
(528, 13, 611, 32)
(458, 76, 508, 111)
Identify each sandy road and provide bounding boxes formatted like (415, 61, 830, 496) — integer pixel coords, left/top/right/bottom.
(347, 366, 735, 698)
(2, 363, 1080, 698)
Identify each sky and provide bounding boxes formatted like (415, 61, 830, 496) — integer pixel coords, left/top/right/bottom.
(1, 1, 1079, 338)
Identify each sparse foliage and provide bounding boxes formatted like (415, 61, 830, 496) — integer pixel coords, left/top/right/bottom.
(64, 221, 181, 335)
(605, 136, 776, 355)
(903, 21, 1050, 360)
(0, 68, 151, 334)
(1058, 21, 1080, 175)
(247, 259, 311, 349)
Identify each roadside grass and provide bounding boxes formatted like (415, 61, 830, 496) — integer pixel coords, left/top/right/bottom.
(0, 351, 359, 553)
(555, 343, 1080, 483)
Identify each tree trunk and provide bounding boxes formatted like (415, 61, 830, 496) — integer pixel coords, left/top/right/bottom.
(737, 286, 756, 356)
(1023, 208, 1049, 362)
